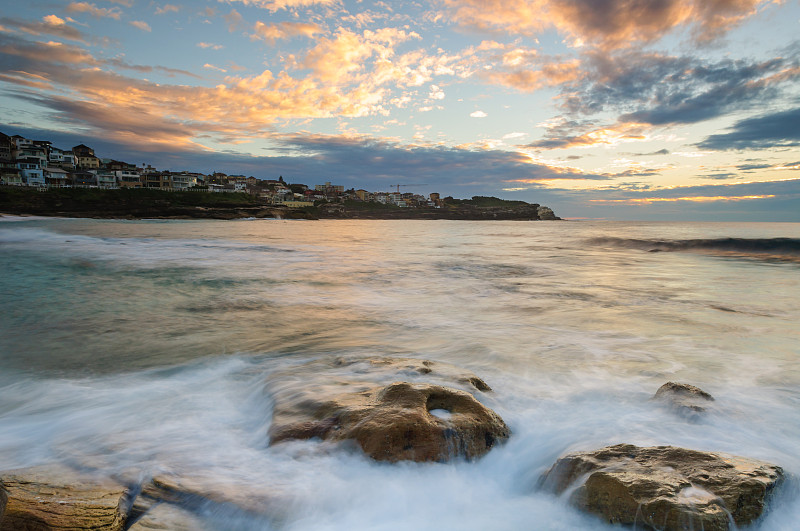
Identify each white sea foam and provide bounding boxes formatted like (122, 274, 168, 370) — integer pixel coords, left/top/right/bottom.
(1, 218, 798, 529)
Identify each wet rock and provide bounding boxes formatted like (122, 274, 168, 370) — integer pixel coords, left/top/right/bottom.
(127, 472, 287, 530)
(0, 465, 132, 530)
(541, 443, 783, 531)
(128, 503, 210, 531)
(267, 356, 508, 462)
(654, 381, 715, 416)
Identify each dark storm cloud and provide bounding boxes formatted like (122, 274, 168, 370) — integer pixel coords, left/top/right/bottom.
(696, 107, 800, 150)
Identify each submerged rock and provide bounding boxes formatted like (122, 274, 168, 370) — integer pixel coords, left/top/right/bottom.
(541, 443, 783, 531)
(654, 381, 715, 416)
(128, 503, 210, 531)
(267, 356, 509, 462)
(0, 465, 132, 531)
(129, 473, 286, 530)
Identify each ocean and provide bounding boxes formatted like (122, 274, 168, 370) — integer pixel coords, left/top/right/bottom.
(1, 217, 798, 530)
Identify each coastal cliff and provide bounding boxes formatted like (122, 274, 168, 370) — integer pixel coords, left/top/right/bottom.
(0, 187, 560, 221)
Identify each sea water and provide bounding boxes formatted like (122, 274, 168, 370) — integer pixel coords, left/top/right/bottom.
(0, 217, 798, 530)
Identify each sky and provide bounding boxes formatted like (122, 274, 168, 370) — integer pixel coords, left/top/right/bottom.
(1, 1, 799, 220)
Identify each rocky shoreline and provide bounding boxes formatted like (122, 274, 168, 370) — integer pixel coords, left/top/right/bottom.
(0, 359, 786, 531)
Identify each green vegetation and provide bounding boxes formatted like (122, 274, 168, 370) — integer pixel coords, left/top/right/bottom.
(341, 199, 402, 211)
(0, 186, 259, 210)
(442, 196, 531, 207)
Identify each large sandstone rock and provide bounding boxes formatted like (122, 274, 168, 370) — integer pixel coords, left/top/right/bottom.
(267, 356, 509, 462)
(0, 465, 132, 530)
(541, 444, 783, 531)
(654, 381, 715, 417)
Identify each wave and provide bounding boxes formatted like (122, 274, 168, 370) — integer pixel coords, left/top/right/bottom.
(589, 237, 800, 258)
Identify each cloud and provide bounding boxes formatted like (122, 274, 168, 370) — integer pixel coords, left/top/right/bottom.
(224, 9, 246, 32)
(130, 21, 152, 32)
(0, 16, 88, 43)
(697, 107, 800, 151)
(42, 15, 65, 26)
(197, 42, 224, 50)
(524, 50, 799, 150)
(155, 4, 180, 15)
(470, 110, 487, 118)
(225, 0, 338, 13)
(442, 0, 775, 50)
(204, 63, 228, 73)
(250, 21, 324, 44)
(65, 2, 123, 20)
(560, 51, 799, 124)
(529, 120, 648, 149)
(9, 93, 203, 149)
(484, 58, 582, 92)
(0, 30, 458, 148)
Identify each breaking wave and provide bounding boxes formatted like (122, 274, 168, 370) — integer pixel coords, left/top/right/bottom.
(589, 237, 800, 259)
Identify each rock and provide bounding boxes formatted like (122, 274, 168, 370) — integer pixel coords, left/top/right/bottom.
(654, 381, 715, 416)
(0, 465, 132, 530)
(127, 472, 290, 527)
(541, 444, 783, 531)
(128, 503, 210, 531)
(267, 356, 509, 462)
(140, 474, 286, 517)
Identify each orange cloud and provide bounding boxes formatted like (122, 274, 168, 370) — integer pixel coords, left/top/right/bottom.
(251, 21, 324, 44)
(530, 121, 650, 150)
(227, 0, 338, 12)
(484, 58, 581, 92)
(65, 2, 122, 20)
(442, 0, 775, 49)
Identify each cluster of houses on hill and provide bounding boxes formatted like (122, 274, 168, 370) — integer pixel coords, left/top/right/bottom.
(0, 132, 445, 208)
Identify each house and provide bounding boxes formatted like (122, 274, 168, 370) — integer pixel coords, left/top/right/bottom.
(14, 145, 47, 167)
(90, 169, 117, 188)
(49, 147, 76, 169)
(76, 155, 100, 170)
(314, 182, 344, 196)
(0, 132, 13, 162)
(168, 173, 197, 190)
(71, 171, 97, 186)
(72, 144, 95, 158)
(115, 169, 142, 188)
(44, 167, 70, 187)
(17, 160, 45, 186)
(143, 172, 168, 188)
(12, 135, 34, 150)
(0, 161, 22, 186)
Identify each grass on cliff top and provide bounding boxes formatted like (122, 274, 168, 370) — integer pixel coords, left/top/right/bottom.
(0, 186, 260, 208)
(443, 196, 533, 208)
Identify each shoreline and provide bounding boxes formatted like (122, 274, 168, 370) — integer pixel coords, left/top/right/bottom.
(0, 187, 559, 221)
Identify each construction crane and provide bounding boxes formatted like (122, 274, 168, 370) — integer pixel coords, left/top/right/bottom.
(390, 183, 428, 193)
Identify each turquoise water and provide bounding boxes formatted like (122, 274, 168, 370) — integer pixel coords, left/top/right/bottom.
(1, 217, 799, 529)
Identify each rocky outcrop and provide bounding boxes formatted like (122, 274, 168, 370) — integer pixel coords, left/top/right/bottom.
(653, 381, 715, 417)
(541, 444, 783, 531)
(0, 465, 132, 530)
(267, 356, 509, 462)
